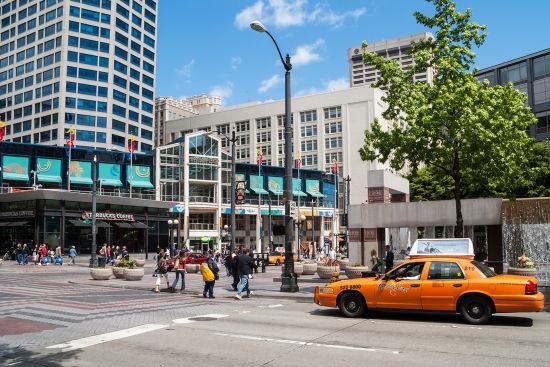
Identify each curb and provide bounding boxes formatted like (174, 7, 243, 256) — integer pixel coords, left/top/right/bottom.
(67, 280, 312, 302)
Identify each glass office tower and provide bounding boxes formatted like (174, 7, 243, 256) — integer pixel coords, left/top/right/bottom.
(0, 0, 157, 152)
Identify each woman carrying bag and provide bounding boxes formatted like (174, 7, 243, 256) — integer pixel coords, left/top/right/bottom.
(171, 251, 186, 293)
(155, 249, 172, 293)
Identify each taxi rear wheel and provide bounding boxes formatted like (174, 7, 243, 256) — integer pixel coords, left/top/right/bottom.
(276, 259, 281, 265)
(338, 292, 365, 318)
(459, 296, 492, 325)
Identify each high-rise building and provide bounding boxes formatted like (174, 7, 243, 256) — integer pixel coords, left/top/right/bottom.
(0, 0, 158, 152)
(475, 48, 550, 141)
(154, 95, 221, 147)
(164, 86, 409, 207)
(347, 32, 434, 87)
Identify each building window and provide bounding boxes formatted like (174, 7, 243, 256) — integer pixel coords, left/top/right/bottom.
(302, 154, 318, 166)
(300, 125, 317, 137)
(300, 139, 317, 152)
(300, 110, 317, 123)
(256, 117, 271, 129)
(500, 62, 527, 84)
(235, 120, 249, 132)
(324, 106, 341, 119)
(325, 121, 342, 134)
(325, 136, 343, 149)
(112, 134, 125, 146)
(256, 131, 271, 143)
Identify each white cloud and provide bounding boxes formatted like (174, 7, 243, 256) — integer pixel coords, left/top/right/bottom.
(175, 59, 195, 77)
(291, 39, 324, 67)
(209, 81, 234, 102)
(296, 77, 349, 96)
(231, 56, 242, 70)
(258, 74, 282, 93)
(234, 0, 366, 30)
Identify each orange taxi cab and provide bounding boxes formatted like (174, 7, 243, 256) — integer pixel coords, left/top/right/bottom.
(314, 239, 544, 324)
(268, 251, 296, 265)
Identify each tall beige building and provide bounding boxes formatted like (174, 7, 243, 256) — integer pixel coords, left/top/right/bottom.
(348, 32, 434, 87)
(154, 95, 221, 147)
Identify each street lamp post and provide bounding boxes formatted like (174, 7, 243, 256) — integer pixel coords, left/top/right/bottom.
(214, 129, 237, 253)
(90, 155, 98, 268)
(168, 219, 174, 250)
(250, 20, 298, 292)
(173, 218, 180, 252)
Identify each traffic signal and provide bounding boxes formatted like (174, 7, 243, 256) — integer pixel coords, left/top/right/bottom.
(235, 182, 245, 205)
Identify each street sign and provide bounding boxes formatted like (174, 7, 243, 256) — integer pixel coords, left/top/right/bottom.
(289, 201, 297, 219)
(235, 181, 246, 205)
(172, 203, 185, 213)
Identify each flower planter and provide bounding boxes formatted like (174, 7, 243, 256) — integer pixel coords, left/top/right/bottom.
(185, 263, 199, 273)
(345, 266, 370, 279)
(90, 268, 112, 280)
(124, 268, 144, 281)
(339, 258, 349, 271)
(281, 262, 304, 275)
(302, 262, 317, 275)
(135, 259, 146, 267)
(112, 267, 126, 279)
(317, 265, 340, 279)
(507, 267, 538, 277)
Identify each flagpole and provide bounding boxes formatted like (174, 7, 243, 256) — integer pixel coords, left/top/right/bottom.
(130, 149, 133, 198)
(257, 149, 262, 254)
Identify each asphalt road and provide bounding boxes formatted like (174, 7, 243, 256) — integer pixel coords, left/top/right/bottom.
(2, 264, 550, 367)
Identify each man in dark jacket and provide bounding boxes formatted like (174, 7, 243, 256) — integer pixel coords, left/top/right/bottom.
(385, 245, 394, 272)
(235, 249, 257, 300)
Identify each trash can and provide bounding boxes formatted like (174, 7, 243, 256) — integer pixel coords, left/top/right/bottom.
(97, 256, 106, 268)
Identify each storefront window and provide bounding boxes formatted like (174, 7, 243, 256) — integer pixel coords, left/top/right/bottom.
(45, 200, 61, 209)
(45, 216, 61, 248)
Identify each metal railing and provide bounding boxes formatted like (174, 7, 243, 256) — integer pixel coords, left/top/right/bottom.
(188, 196, 216, 203)
(188, 223, 215, 230)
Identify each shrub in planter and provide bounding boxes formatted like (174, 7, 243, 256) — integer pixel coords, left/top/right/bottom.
(90, 268, 112, 280)
(124, 268, 144, 281)
(282, 262, 303, 275)
(112, 267, 126, 279)
(302, 262, 317, 275)
(317, 265, 340, 279)
(339, 258, 350, 271)
(135, 259, 146, 267)
(508, 255, 538, 277)
(345, 265, 370, 279)
(185, 263, 199, 273)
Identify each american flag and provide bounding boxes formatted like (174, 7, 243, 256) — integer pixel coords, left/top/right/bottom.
(331, 159, 338, 174)
(256, 148, 263, 165)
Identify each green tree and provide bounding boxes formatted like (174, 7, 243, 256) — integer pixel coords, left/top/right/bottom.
(358, 0, 536, 237)
(408, 141, 550, 201)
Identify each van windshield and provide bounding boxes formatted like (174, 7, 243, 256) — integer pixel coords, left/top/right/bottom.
(472, 260, 496, 278)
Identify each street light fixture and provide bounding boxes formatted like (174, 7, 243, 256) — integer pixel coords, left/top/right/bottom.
(250, 20, 298, 292)
(213, 129, 237, 253)
(90, 154, 98, 268)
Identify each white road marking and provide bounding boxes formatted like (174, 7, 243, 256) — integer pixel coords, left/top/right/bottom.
(267, 304, 284, 308)
(47, 324, 168, 352)
(214, 333, 401, 355)
(173, 314, 229, 324)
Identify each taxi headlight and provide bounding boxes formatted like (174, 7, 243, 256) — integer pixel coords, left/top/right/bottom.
(321, 287, 334, 294)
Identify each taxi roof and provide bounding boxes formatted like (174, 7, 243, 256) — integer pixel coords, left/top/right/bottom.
(409, 238, 474, 260)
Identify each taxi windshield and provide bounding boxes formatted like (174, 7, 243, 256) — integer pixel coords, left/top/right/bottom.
(472, 260, 496, 278)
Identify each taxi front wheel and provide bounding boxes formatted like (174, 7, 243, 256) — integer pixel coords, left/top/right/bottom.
(459, 296, 492, 325)
(339, 292, 365, 318)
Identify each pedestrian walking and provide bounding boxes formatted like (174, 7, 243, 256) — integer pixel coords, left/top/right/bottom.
(154, 249, 171, 293)
(230, 252, 239, 290)
(68, 246, 77, 265)
(15, 244, 22, 265)
(105, 245, 111, 264)
(235, 249, 257, 300)
(22, 244, 29, 265)
(385, 245, 394, 272)
(200, 253, 219, 298)
(171, 250, 186, 293)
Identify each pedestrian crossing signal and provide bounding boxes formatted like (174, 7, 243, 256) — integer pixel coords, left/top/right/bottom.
(235, 181, 246, 205)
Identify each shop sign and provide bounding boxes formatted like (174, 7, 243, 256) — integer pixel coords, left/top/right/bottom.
(81, 211, 135, 222)
(189, 156, 218, 165)
(0, 210, 35, 218)
(172, 204, 185, 213)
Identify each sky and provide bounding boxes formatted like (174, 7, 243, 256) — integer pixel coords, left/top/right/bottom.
(155, 0, 550, 106)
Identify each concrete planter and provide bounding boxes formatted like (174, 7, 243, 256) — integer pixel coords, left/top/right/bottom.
(345, 266, 370, 279)
(90, 268, 112, 280)
(124, 268, 144, 281)
(507, 267, 538, 277)
(135, 259, 146, 267)
(185, 263, 199, 273)
(302, 262, 317, 275)
(281, 262, 304, 275)
(339, 258, 349, 271)
(112, 267, 126, 279)
(317, 265, 340, 279)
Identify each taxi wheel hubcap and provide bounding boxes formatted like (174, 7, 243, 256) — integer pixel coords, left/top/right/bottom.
(346, 300, 358, 312)
(468, 303, 483, 318)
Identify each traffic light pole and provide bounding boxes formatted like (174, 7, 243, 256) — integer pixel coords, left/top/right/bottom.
(230, 130, 236, 253)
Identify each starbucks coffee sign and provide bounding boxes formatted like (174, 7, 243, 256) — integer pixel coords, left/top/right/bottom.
(81, 211, 135, 222)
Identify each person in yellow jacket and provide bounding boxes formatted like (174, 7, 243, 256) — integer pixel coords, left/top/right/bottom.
(200, 254, 219, 298)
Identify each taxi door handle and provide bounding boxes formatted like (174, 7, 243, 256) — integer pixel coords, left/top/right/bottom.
(453, 284, 463, 288)
(410, 284, 420, 288)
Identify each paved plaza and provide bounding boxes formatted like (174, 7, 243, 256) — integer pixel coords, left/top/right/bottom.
(1, 259, 550, 367)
